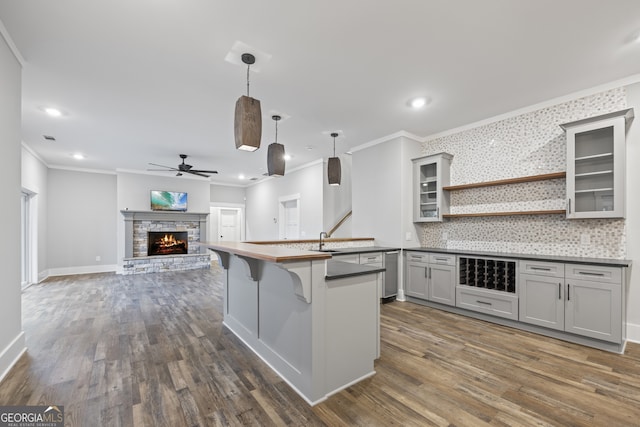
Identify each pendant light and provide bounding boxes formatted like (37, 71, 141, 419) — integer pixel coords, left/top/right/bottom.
(267, 115, 285, 176)
(234, 53, 262, 151)
(327, 132, 341, 186)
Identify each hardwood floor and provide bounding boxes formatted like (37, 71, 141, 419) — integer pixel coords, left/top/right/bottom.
(2, 265, 640, 426)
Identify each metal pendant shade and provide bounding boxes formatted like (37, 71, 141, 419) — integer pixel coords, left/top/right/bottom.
(234, 53, 262, 151)
(267, 115, 285, 176)
(328, 132, 341, 186)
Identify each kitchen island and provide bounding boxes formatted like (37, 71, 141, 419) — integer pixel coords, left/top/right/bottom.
(205, 241, 384, 405)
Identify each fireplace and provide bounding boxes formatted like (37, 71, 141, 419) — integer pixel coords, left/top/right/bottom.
(148, 231, 188, 256)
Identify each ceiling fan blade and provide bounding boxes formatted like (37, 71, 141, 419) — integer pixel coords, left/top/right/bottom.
(187, 171, 211, 178)
(190, 169, 218, 174)
(148, 162, 178, 170)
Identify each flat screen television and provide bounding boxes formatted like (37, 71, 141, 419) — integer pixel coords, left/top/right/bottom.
(150, 190, 188, 211)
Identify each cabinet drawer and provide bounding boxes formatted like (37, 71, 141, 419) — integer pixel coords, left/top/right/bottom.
(406, 252, 429, 263)
(429, 254, 456, 266)
(565, 264, 621, 284)
(456, 286, 519, 320)
(519, 260, 564, 278)
(360, 253, 383, 265)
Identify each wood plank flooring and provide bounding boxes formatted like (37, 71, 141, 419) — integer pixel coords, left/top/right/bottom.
(2, 265, 640, 426)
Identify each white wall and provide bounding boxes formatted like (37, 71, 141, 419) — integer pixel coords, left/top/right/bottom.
(624, 82, 640, 342)
(210, 184, 245, 205)
(0, 30, 25, 381)
(21, 146, 48, 281)
(46, 169, 118, 274)
(245, 162, 323, 241)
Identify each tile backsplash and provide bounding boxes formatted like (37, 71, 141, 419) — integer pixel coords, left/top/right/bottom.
(419, 87, 627, 258)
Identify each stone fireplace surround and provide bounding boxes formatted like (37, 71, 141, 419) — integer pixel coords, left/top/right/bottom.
(121, 210, 210, 274)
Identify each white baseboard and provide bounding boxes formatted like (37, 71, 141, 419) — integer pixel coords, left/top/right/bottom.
(627, 322, 640, 344)
(0, 332, 26, 384)
(47, 264, 118, 277)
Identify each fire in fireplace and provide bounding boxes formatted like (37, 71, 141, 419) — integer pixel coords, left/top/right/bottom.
(148, 231, 188, 256)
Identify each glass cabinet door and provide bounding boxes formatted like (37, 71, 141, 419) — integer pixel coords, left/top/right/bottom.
(563, 109, 632, 219)
(412, 153, 452, 222)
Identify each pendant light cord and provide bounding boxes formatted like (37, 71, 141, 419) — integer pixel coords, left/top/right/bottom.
(332, 135, 336, 157)
(246, 64, 251, 97)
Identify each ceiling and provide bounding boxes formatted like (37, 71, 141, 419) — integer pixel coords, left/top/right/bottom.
(2, 1, 640, 185)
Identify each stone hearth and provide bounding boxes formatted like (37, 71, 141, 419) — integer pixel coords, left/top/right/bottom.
(121, 210, 210, 275)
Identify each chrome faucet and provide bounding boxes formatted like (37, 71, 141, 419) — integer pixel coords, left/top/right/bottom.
(319, 231, 328, 251)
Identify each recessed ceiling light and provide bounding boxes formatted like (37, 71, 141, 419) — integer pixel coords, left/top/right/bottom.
(72, 153, 84, 160)
(409, 97, 428, 109)
(238, 174, 246, 180)
(44, 107, 62, 117)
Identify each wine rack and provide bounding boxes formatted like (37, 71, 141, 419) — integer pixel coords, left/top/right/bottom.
(459, 257, 516, 293)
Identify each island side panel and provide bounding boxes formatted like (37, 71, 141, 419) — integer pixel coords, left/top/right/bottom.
(224, 254, 259, 340)
(324, 273, 378, 395)
(257, 261, 316, 399)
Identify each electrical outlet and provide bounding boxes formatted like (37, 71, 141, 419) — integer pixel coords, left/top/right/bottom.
(96, 255, 101, 262)
(405, 232, 412, 241)
(442, 231, 449, 241)
(580, 234, 591, 245)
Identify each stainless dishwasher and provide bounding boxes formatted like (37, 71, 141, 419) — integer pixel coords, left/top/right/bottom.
(382, 251, 399, 301)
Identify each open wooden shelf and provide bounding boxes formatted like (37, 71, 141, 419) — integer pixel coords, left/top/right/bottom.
(443, 209, 566, 218)
(443, 172, 566, 191)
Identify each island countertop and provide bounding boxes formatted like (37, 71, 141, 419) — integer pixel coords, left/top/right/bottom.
(203, 241, 332, 262)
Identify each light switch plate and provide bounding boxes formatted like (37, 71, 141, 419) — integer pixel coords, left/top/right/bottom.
(405, 232, 412, 241)
(580, 234, 591, 245)
(442, 231, 449, 241)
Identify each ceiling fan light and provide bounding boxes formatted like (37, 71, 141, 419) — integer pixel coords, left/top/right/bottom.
(234, 95, 262, 151)
(267, 142, 285, 176)
(328, 156, 341, 186)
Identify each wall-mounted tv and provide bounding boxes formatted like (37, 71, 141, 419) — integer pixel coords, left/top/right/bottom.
(150, 190, 188, 211)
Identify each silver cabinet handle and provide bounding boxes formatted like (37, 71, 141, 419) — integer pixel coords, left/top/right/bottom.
(568, 199, 572, 214)
(428, 267, 431, 280)
(424, 267, 428, 278)
(477, 300, 492, 306)
(531, 266, 551, 271)
(435, 257, 449, 262)
(578, 271, 605, 277)
(558, 283, 561, 300)
(567, 283, 570, 301)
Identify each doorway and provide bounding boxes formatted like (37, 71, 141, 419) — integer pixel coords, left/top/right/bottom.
(209, 205, 244, 242)
(279, 194, 300, 240)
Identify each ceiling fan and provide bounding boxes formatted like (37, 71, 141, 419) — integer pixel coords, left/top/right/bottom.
(148, 154, 218, 177)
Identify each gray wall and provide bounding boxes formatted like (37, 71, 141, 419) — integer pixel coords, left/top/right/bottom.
(0, 30, 24, 380)
(245, 162, 323, 241)
(352, 136, 422, 247)
(210, 184, 245, 205)
(116, 172, 212, 268)
(21, 147, 49, 281)
(323, 154, 352, 237)
(624, 82, 640, 341)
(46, 169, 118, 271)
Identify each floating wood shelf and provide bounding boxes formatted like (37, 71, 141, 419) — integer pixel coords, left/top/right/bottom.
(443, 210, 566, 218)
(442, 172, 566, 191)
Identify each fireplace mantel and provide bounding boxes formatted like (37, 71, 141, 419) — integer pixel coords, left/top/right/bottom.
(121, 210, 209, 258)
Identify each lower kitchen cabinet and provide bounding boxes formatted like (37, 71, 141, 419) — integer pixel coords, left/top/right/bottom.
(519, 260, 623, 343)
(405, 252, 455, 306)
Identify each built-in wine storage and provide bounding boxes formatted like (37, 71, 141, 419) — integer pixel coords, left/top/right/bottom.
(459, 257, 516, 293)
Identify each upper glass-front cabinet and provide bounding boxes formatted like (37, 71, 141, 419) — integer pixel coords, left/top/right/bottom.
(412, 153, 453, 222)
(561, 108, 633, 219)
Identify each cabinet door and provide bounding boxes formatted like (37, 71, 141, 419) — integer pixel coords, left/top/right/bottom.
(565, 113, 627, 219)
(565, 279, 622, 343)
(519, 274, 564, 331)
(406, 262, 428, 299)
(428, 264, 456, 306)
(412, 153, 452, 222)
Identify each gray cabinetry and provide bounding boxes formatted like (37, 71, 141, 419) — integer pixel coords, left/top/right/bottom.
(405, 252, 456, 306)
(519, 261, 565, 331)
(519, 260, 623, 343)
(412, 153, 453, 222)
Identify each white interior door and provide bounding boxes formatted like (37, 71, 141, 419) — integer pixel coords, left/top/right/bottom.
(219, 208, 241, 241)
(279, 194, 300, 240)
